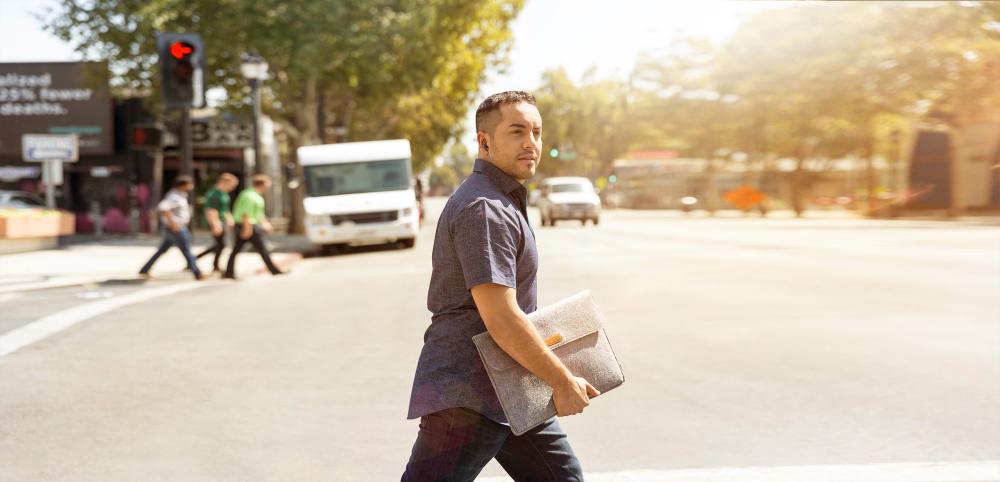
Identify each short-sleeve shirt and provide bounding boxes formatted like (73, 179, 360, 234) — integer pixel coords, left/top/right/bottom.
(202, 187, 230, 225)
(157, 189, 191, 226)
(407, 158, 538, 424)
(233, 189, 265, 225)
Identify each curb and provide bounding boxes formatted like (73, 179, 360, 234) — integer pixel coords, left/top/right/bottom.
(0, 253, 305, 294)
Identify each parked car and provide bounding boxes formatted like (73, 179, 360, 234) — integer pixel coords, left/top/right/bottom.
(528, 188, 542, 207)
(537, 177, 602, 227)
(0, 190, 45, 209)
(680, 195, 698, 213)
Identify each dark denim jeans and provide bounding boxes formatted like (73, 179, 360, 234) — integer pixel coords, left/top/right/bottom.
(401, 408, 583, 482)
(139, 227, 201, 278)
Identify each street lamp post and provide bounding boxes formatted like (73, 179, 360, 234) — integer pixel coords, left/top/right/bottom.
(240, 53, 268, 180)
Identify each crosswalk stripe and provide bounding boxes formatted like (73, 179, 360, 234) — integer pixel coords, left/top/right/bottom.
(0, 282, 201, 358)
(478, 460, 1000, 482)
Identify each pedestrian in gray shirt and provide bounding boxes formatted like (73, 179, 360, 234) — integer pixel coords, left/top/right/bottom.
(403, 91, 598, 481)
(139, 175, 203, 280)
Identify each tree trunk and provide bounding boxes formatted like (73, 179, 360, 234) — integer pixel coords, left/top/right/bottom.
(791, 158, 805, 218)
(706, 158, 718, 215)
(865, 135, 877, 218)
(286, 79, 322, 234)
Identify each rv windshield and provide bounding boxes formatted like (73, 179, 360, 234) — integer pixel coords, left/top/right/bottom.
(304, 158, 411, 197)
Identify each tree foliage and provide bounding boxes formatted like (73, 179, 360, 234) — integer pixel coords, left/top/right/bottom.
(533, 68, 631, 179)
(43, 0, 524, 170)
(532, 2, 1000, 213)
(631, 1, 1000, 163)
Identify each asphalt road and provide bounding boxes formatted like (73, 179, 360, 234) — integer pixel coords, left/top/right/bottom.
(1, 199, 998, 481)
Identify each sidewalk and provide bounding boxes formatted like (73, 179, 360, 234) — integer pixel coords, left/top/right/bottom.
(0, 232, 309, 294)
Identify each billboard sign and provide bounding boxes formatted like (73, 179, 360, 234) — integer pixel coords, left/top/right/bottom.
(0, 62, 113, 156)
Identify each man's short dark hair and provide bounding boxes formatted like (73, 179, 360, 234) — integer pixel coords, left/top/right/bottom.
(252, 174, 271, 187)
(475, 91, 536, 135)
(217, 172, 238, 183)
(173, 175, 194, 188)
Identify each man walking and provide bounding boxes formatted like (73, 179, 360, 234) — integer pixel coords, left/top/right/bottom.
(139, 175, 203, 281)
(194, 172, 238, 273)
(403, 91, 597, 481)
(223, 174, 285, 280)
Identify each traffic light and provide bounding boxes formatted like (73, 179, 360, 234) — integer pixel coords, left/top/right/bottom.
(549, 147, 559, 158)
(158, 33, 205, 108)
(609, 174, 617, 184)
(129, 124, 164, 150)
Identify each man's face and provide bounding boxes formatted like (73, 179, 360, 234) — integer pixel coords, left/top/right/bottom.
(179, 183, 194, 193)
(482, 102, 542, 182)
(255, 180, 272, 192)
(219, 179, 237, 193)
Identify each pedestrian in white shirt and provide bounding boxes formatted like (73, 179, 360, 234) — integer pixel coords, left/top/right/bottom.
(139, 175, 203, 280)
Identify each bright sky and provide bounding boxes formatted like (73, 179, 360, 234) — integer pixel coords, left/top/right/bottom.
(0, 0, 773, 155)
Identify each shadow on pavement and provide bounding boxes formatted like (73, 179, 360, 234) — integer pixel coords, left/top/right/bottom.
(304, 241, 413, 258)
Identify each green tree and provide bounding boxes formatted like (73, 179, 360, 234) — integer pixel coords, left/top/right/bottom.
(628, 1, 1000, 216)
(43, 0, 523, 230)
(533, 68, 631, 179)
(44, 0, 523, 169)
(429, 141, 474, 194)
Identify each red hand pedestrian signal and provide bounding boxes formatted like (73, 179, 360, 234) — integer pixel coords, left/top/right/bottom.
(169, 41, 194, 60)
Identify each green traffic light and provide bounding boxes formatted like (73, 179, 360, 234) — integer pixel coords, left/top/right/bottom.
(549, 148, 559, 158)
(609, 175, 617, 183)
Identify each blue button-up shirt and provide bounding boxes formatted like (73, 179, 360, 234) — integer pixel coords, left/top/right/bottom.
(407, 158, 538, 424)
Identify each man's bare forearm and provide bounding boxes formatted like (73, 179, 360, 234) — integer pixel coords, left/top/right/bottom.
(476, 288, 573, 389)
(488, 311, 572, 387)
(161, 210, 177, 230)
(206, 209, 221, 230)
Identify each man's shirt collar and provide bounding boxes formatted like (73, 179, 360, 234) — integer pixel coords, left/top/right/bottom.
(473, 158, 525, 195)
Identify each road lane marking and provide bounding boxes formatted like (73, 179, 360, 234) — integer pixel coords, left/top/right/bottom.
(478, 460, 1000, 482)
(0, 282, 202, 358)
(0, 292, 25, 304)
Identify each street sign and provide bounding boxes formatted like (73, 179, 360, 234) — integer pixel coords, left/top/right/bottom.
(21, 134, 79, 162)
(22, 133, 77, 208)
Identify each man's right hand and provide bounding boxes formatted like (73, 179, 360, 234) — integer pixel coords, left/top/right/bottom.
(168, 222, 181, 234)
(211, 223, 223, 237)
(551, 375, 600, 417)
(240, 225, 253, 240)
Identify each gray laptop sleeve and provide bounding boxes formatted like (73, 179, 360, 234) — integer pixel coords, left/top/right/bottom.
(472, 290, 625, 435)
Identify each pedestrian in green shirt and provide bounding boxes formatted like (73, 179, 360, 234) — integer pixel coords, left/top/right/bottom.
(223, 174, 286, 279)
(194, 172, 238, 272)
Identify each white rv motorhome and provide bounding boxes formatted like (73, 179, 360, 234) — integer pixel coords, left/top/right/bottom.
(297, 139, 419, 251)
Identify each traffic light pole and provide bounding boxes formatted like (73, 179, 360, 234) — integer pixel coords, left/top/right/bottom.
(151, 149, 163, 232)
(251, 78, 262, 176)
(180, 106, 193, 178)
(179, 106, 195, 227)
